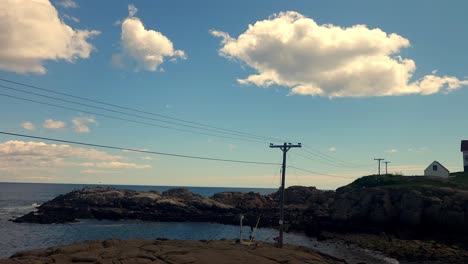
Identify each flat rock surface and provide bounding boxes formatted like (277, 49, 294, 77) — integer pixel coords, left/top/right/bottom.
(0, 239, 347, 264)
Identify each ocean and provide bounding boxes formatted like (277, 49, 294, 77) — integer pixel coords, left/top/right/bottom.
(0, 182, 398, 264)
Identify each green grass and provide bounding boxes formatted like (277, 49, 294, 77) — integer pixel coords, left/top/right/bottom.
(340, 172, 468, 191)
(450, 171, 468, 185)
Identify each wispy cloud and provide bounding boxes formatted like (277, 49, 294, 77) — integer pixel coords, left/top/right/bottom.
(75, 162, 151, 169)
(328, 146, 337, 152)
(21, 122, 36, 131)
(55, 0, 78, 9)
(0, 140, 151, 171)
(408, 147, 428, 153)
(386, 149, 398, 154)
(72, 116, 96, 133)
(62, 14, 80, 23)
(228, 144, 237, 151)
(80, 169, 122, 175)
(43, 119, 66, 129)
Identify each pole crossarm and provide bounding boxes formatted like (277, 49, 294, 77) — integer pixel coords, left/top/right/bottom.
(269, 142, 301, 248)
(374, 158, 385, 175)
(383, 161, 391, 175)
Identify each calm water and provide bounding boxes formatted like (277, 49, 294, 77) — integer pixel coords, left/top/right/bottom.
(0, 182, 398, 264)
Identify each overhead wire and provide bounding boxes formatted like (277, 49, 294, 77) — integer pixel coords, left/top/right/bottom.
(0, 93, 267, 144)
(299, 146, 373, 168)
(0, 78, 284, 143)
(0, 78, 374, 168)
(287, 166, 357, 179)
(0, 84, 274, 142)
(0, 131, 281, 166)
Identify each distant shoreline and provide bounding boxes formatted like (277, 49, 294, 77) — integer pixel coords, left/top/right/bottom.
(0, 181, 280, 191)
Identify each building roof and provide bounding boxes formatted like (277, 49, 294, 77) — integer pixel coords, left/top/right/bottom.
(425, 161, 450, 173)
(462, 140, 468, 152)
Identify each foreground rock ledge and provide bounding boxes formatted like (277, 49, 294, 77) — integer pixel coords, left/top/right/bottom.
(0, 239, 347, 264)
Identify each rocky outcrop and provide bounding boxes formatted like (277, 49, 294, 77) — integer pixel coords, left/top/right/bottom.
(326, 185, 468, 241)
(13, 187, 239, 225)
(0, 239, 347, 264)
(12, 186, 330, 229)
(12, 177, 468, 243)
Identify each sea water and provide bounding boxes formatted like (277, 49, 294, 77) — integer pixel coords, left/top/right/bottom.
(0, 182, 398, 264)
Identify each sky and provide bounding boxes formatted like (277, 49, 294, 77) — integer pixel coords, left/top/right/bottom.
(0, 0, 467, 189)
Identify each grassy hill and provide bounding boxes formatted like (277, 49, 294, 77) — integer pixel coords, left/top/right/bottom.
(341, 172, 468, 191)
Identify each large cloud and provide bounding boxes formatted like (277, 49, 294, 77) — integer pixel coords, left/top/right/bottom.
(211, 11, 468, 97)
(0, 0, 99, 74)
(0, 140, 151, 170)
(0, 140, 123, 161)
(115, 4, 186, 72)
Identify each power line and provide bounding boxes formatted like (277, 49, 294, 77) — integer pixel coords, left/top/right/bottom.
(287, 166, 357, 179)
(0, 84, 273, 142)
(292, 151, 359, 168)
(0, 90, 372, 169)
(293, 151, 374, 170)
(0, 93, 267, 144)
(0, 78, 373, 168)
(0, 78, 284, 143)
(301, 144, 373, 167)
(299, 147, 371, 168)
(0, 131, 280, 166)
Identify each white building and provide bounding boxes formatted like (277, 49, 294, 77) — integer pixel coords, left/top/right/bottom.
(424, 161, 450, 177)
(461, 140, 468, 172)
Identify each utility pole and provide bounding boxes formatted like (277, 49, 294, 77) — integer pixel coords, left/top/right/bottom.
(270, 142, 302, 248)
(374, 158, 384, 175)
(383, 161, 391, 175)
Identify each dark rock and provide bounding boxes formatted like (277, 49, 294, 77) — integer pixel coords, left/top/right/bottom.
(12, 179, 468, 244)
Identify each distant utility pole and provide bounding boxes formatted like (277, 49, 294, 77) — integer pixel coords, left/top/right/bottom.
(374, 158, 385, 175)
(270, 142, 302, 248)
(383, 161, 391, 175)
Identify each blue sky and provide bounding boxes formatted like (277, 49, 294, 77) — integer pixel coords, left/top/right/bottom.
(0, 0, 467, 189)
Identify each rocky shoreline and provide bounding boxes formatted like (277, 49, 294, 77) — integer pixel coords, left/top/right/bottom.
(325, 232, 468, 264)
(0, 239, 347, 264)
(10, 175, 468, 263)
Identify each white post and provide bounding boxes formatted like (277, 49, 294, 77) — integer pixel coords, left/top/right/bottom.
(239, 214, 244, 242)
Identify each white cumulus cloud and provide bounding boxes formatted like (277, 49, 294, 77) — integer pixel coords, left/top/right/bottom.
(386, 149, 398, 154)
(328, 147, 337, 152)
(0, 0, 99, 74)
(72, 116, 96, 133)
(114, 4, 186, 72)
(211, 11, 468, 97)
(0, 140, 123, 162)
(43, 119, 66, 129)
(21, 122, 36, 130)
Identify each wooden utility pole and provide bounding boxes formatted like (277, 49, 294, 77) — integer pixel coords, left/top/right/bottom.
(270, 142, 302, 248)
(383, 161, 390, 175)
(374, 158, 385, 175)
